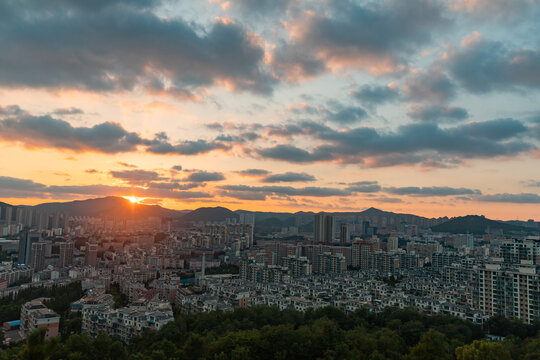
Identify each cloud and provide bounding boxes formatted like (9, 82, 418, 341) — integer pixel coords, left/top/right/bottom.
(0, 175, 212, 200)
(346, 181, 382, 193)
(220, 190, 268, 201)
(253, 118, 534, 167)
(261, 172, 316, 183)
(271, 0, 450, 80)
(226, 0, 293, 16)
(325, 106, 368, 125)
(220, 184, 351, 197)
(184, 171, 225, 182)
(0, 1, 275, 96)
(476, 193, 540, 203)
(117, 162, 138, 168)
(0, 108, 232, 156)
(384, 186, 481, 196)
(445, 34, 540, 93)
(450, 0, 540, 22)
(145, 135, 231, 155)
(85, 169, 99, 174)
(109, 169, 165, 185)
(403, 67, 456, 103)
(351, 84, 400, 107)
(407, 105, 469, 122)
(171, 165, 183, 172)
(0, 113, 144, 153)
(52, 107, 84, 116)
(236, 169, 271, 177)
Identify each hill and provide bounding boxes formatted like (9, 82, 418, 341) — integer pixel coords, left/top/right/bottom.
(430, 215, 536, 235)
(31, 196, 184, 219)
(180, 206, 238, 223)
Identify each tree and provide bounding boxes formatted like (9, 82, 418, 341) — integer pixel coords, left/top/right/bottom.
(455, 340, 511, 360)
(405, 329, 452, 360)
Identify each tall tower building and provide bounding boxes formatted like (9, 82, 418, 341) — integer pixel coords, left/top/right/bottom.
(31, 242, 46, 271)
(388, 236, 399, 251)
(4, 206, 13, 226)
(340, 223, 350, 244)
(314, 213, 335, 244)
(18, 230, 41, 265)
(85, 243, 98, 267)
(58, 241, 74, 267)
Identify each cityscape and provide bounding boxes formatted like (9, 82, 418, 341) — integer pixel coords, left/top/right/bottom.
(0, 0, 539, 359)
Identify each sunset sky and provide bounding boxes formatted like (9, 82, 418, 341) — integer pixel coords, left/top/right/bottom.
(0, 0, 539, 219)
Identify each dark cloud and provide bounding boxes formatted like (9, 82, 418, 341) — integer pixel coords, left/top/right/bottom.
(257, 144, 331, 163)
(0, 0, 275, 96)
(146, 136, 231, 155)
(271, 0, 450, 80)
(52, 107, 84, 116)
(109, 169, 165, 185)
(325, 106, 368, 125)
(0, 113, 144, 153)
(476, 193, 540, 203)
(117, 162, 138, 168)
(346, 181, 381, 193)
(446, 36, 540, 93)
(184, 171, 225, 182)
(261, 172, 316, 183)
(171, 165, 183, 172)
(407, 105, 469, 122)
(220, 190, 268, 201)
(220, 184, 351, 197)
(403, 67, 456, 103)
(85, 169, 99, 174)
(253, 118, 534, 167)
(351, 84, 400, 107)
(384, 186, 481, 196)
(229, 0, 293, 16)
(455, 118, 527, 140)
(237, 169, 271, 176)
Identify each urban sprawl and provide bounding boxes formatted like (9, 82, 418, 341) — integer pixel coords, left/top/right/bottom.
(0, 206, 538, 344)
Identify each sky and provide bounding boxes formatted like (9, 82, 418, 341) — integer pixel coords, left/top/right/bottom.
(0, 0, 539, 220)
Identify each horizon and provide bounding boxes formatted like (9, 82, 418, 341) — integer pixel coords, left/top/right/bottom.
(0, 195, 535, 222)
(0, 1, 539, 220)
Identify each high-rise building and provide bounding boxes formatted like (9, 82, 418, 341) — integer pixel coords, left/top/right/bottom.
(3, 206, 13, 226)
(58, 241, 74, 267)
(85, 243, 98, 267)
(340, 223, 350, 244)
(18, 230, 41, 265)
(30, 242, 46, 271)
(388, 236, 399, 251)
(314, 213, 335, 244)
(473, 263, 539, 324)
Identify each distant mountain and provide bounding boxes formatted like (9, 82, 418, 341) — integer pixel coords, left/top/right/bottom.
(31, 196, 185, 219)
(180, 206, 238, 223)
(431, 215, 537, 235)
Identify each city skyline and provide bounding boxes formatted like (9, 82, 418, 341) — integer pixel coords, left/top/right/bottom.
(0, 0, 539, 220)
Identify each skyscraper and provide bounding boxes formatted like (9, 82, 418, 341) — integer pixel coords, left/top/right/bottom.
(3, 206, 13, 226)
(18, 230, 41, 265)
(85, 243, 98, 267)
(31, 242, 46, 271)
(314, 213, 335, 244)
(58, 241, 74, 267)
(340, 223, 350, 244)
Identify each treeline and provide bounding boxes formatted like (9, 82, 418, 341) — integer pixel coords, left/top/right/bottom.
(0, 282, 83, 324)
(1, 306, 539, 359)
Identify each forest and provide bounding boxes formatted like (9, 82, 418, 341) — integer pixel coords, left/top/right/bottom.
(0, 304, 539, 360)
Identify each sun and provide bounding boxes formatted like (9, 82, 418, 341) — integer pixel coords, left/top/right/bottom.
(123, 196, 145, 204)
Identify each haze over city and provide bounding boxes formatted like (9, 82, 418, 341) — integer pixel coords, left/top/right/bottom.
(0, 0, 539, 220)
